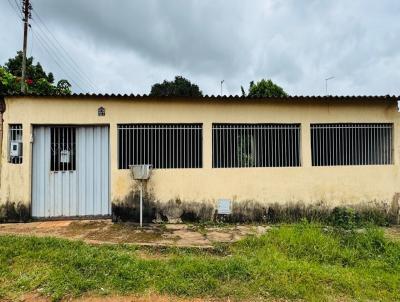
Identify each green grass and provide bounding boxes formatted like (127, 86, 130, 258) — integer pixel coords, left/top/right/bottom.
(1, 223, 400, 301)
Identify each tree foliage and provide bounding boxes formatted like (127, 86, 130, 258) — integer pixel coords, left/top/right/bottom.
(0, 67, 20, 94)
(150, 76, 203, 97)
(241, 79, 288, 98)
(5, 51, 54, 84)
(0, 52, 71, 95)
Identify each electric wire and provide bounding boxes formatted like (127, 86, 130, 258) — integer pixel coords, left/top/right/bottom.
(6, 0, 22, 20)
(31, 28, 85, 92)
(13, 0, 22, 15)
(31, 23, 89, 92)
(31, 8, 99, 92)
(8, 0, 97, 92)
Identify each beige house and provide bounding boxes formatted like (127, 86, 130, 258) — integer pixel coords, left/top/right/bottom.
(0, 94, 399, 223)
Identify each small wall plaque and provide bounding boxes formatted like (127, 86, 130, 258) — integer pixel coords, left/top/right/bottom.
(217, 199, 232, 215)
(98, 106, 105, 116)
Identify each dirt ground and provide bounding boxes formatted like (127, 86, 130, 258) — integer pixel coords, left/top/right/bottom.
(14, 293, 234, 302)
(14, 292, 290, 302)
(384, 225, 400, 241)
(1, 220, 399, 248)
(0, 219, 269, 248)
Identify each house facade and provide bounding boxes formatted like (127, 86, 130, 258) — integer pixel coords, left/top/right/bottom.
(0, 94, 399, 222)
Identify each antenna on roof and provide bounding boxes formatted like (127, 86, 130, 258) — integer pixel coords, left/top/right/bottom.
(220, 80, 224, 96)
(325, 76, 335, 95)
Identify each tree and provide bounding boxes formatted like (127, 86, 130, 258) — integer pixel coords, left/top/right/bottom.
(0, 67, 19, 94)
(56, 79, 72, 94)
(150, 76, 203, 97)
(1, 52, 71, 95)
(241, 79, 288, 98)
(5, 51, 54, 84)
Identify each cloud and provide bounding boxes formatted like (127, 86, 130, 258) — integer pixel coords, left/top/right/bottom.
(1, 0, 400, 95)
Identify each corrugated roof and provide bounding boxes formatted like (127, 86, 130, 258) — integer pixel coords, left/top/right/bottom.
(1, 93, 399, 102)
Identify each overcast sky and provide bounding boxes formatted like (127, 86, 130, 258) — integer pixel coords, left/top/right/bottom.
(1, 0, 400, 95)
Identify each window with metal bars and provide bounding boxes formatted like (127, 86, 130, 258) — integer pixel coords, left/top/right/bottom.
(212, 124, 301, 168)
(8, 124, 23, 164)
(118, 124, 203, 169)
(50, 127, 76, 171)
(311, 123, 393, 166)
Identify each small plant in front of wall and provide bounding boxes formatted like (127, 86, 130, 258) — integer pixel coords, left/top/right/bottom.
(329, 207, 357, 230)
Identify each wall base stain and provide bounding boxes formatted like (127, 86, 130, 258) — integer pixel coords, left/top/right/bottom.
(0, 201, 31, 223)
(390, 193, 400, 225)
(1, 192, 398, 226)
(112, 191, 157, 223)
(112, 189, 399, 226)
(159, 199, 215, 223)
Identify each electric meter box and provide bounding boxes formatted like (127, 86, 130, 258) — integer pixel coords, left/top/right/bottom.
(130, 164, 152, 180)
(217, 199, 232, 215)
(10, 141, 22, 157)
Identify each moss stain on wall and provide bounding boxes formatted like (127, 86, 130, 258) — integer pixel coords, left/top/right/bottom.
(111, 183, 400, 226)
(0, 201, 30, 223)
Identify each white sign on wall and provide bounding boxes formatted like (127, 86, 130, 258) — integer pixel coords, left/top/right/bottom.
(217, 199, 232, 215)
(60, 150, 70, 163)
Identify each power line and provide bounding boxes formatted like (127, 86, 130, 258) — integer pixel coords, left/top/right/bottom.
(31, 28, 85, 92)
(31, 8, 99, 92)
(13, 0, 22, 15)
(6, 0, 22, 21)
(6, 0, 87, 93)
(32, 28, 85, 92)
(32, 8, 99, 91)
(31, 22, 89, 92)
(31, 17, 97, 92)
(7, 0, 99, 93)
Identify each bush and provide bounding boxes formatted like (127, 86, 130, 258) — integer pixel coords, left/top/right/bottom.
(330, 207, 357, 230)
(329, 206, 390, 229)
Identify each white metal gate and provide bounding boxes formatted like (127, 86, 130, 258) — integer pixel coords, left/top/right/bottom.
(32, 126, 110, 218)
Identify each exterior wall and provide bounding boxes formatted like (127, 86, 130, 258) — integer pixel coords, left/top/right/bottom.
(0, 96, 399, 213)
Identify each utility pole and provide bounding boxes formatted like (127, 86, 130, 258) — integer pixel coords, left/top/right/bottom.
(220, 80, 224, 95)
(21, 0, 31, 93)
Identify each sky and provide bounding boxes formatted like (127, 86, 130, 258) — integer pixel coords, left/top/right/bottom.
(1, 0, 400, 96)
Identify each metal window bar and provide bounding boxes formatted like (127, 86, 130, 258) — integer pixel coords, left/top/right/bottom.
(117, 124, 203, 169)
(310, 123, 393, 166)
(212, 124, 301, 168)
(8, 124, 23, 164)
